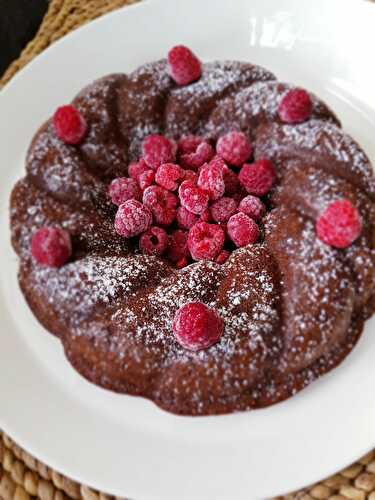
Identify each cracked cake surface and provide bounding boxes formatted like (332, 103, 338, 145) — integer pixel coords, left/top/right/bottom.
(9, 54, 375, 415)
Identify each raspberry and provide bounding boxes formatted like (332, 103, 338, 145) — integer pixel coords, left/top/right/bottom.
(197, 160, 225, 201)
(278, 88, 313, 124)
(210, 197, 238, 223)
(167, 230, 189, 263)
(128, 159, 149, 181)
(238, 195, 266, 220)
(176, 257, 189, 269)
(216, 131, 252, 166)
(108, 177, 141, 206)
(176, 206, 199, 230)
(143, 185, 178, 226)
(239, 159, 276, 196)
(316, 199, 362, 249)
(142, 135, 176, 170)
(139, 226, 168, 256)
(172, 302, 224, 351)
(223, 166, 240, 195)
(200, 208, 212, 223)
(188, 222, 225, 261)
(138, 169, 155, 191)
(183, 170, 198, 183)
(227, 213, 259, 247)
(180, 141, 214, 170)
(53, 105, 87, 145)
(215, 250, 230, 265)
(115, 199, 152, 238)
(179, 181, 209, 215)
(167, 45, 202, 86)
(155, 163, 184, 191)
(178, 136, 204, 155)
(31, 227, 72, 267)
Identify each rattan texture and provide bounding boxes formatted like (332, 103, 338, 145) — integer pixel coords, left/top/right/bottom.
(1, 0, 375, 498)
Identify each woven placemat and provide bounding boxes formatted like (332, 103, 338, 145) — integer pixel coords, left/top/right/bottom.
(1, 1, 375, 499)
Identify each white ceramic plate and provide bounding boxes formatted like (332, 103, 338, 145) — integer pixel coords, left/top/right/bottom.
(1, 0, 375, 498)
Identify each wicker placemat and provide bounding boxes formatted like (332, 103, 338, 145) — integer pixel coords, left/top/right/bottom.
(1, 1, 375, 499)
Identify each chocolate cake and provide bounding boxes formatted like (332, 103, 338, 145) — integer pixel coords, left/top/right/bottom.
(10, 45, 375, 415)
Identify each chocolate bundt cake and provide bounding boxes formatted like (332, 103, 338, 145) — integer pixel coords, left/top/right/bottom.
(10, 45, 375, 415)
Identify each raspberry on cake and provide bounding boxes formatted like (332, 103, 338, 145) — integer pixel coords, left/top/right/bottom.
(143, 185, 178, 226)
(187, 222, 225, 261)
(197, 159, 225, 201)
(168, 45, 202, 85)
(210, 196, 238, 223)
(53, 105, 87, 145)
(114, 199, 152, 238)
(178, 180, 209, 215)
(31, 227, 72, 267)
(216, 131, 253, 166)
(155, 163, 184, 191)
(167, 229, 190, 263)
(227, 212, 260, 247)
(238, 195, 265, 220)
(139, 226, 169, 256)
(239, 159, 276, 196)
(172, 302, 224, 351)
(108, 177, 141, 205)
(10, 44, 375, 416)
(142, 135, 176, 170)
(179, 138, 214, 169)
(138, 169, 155, 191)
(316, 200, 362, 249)
(278, 88, 313, 124)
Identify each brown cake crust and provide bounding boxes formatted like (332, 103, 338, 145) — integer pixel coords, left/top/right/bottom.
(9, 59, 375, 415)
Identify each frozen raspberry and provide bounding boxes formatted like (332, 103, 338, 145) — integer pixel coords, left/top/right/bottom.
(188, 222, 225, 261)
(200, 208, 212, 223)
(180, 141, 214, 170)
(216, 131, 252, 167)
(139, 226, 168, 256)
(128, 159, 149, 181)
(278, 88, 313, 124)
(215, 250, 230, 265)
(53, 105, 87, 145)
(176, 206, 199, 230)
(316, 199, 362, 249)
(238, 195, 266, 220)
(172, 302, 224, 351)
(142, 135, 176, 170)
(197, 160, 225, 201)
(183, 170, 198, 183)
(108, 177, 141, 206)
(227, 213, 260, 247)
(138, 169, 155, 191)
(115, 199, 152, 238)
(210, 197, 238, 223)
(167, 230, 189, 263)
(239, 159, 276, 196)
(178, 136, 204, 155)
(31, 227, 72, 267)
(143, 185, 178, 226)
(223, 166, 240, 195)
(176, 257, 189, 269)
(179, 181, 209, 215)
(155, 163, 184, 191)
(168, 45, 202, 86)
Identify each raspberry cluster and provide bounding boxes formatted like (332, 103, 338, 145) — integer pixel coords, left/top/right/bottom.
(110, 131, 275, 267)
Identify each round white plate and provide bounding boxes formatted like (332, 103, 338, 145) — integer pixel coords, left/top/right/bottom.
(1, 0, 375, 498)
